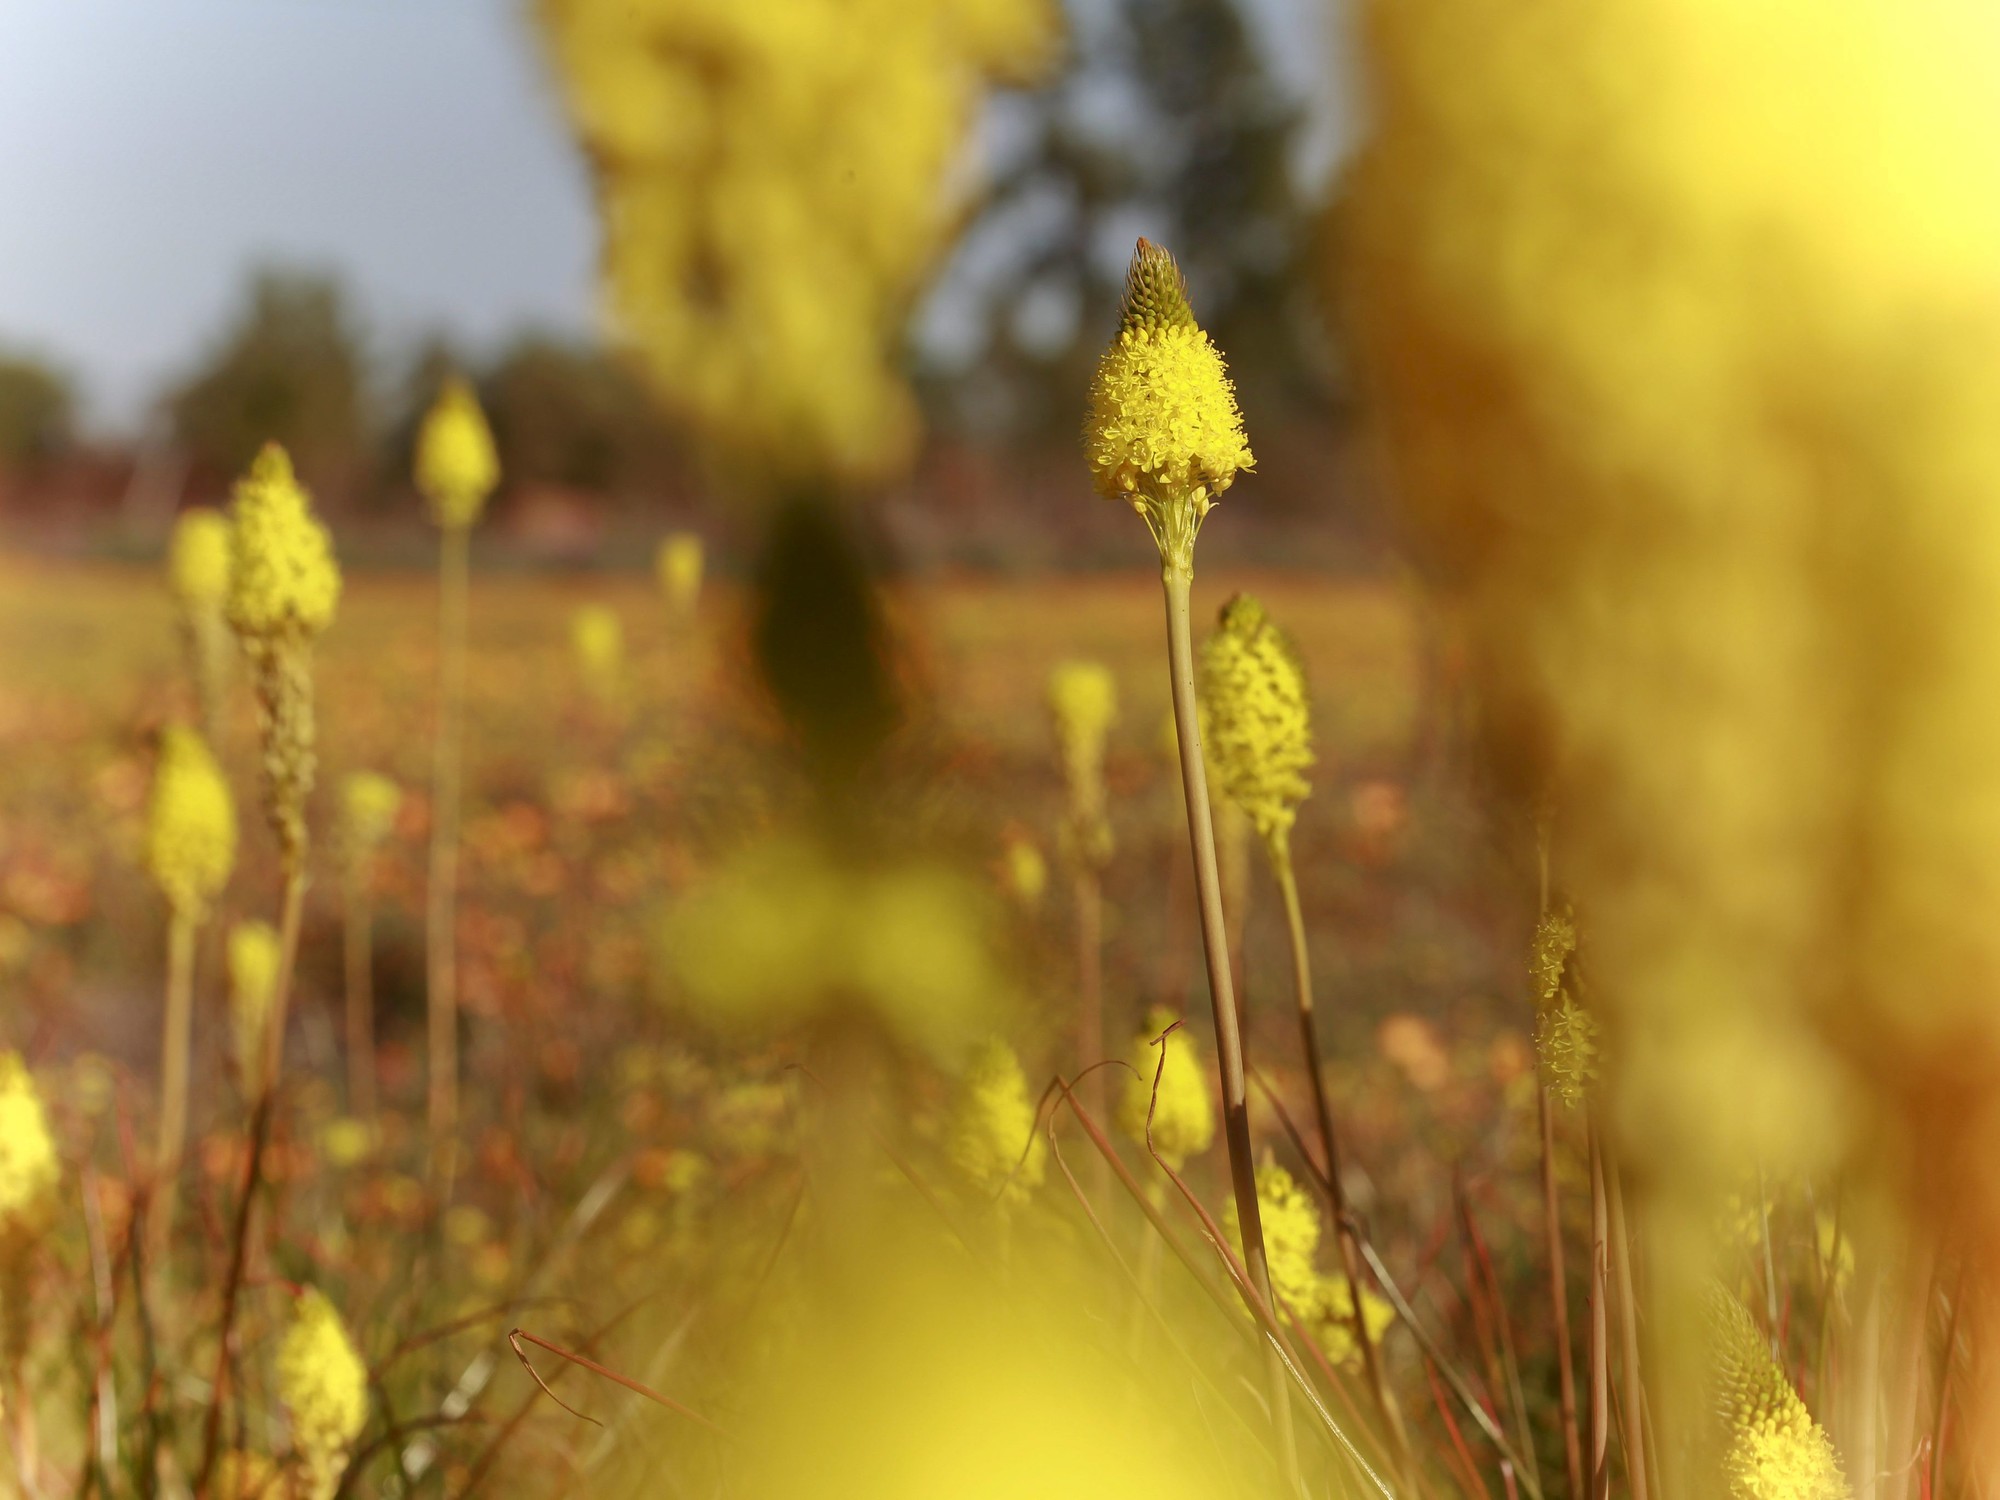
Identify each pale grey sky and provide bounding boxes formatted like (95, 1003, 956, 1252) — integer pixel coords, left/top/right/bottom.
(0, 0, 1348, 433)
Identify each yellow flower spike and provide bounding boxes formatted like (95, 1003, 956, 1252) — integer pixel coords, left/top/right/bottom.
(415, 377, 500, 530)
(338, 771, 400, 869)
(1199, 594, 1314, 847)
(144, 727, 237, 925)
(1085, 240, 1253, 579)
(1708, 1285, 1850, 1499)
(656, 531, 704, 617)
(1115, 1007, 1216, 1169)
(226, 444, 341, 642)
(0, 1053, 58, 1238)
(1047, 659, 1117, 867)
(1529, 904, 1578, 1008)
(1536, 989, 1600, 1109)
(167, 508, 232, 609)
(1225, 1161, 1322, 1311)
(945, 1036, 1045, 1207)
(276, 1286, 368, 1500)
(228, 921, 282, 1080)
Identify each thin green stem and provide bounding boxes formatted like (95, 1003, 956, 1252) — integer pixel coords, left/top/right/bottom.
(1160, 566, 1296, 1483)
(153, 911, 197, 1246)
(1073, 866, 1105, 1123)
(1541, 1089, 1585, 1499)
(344, 871, 377, 1123)
(1605, 1155, 1648, 1500)
(1588, 1122, 1611, 1500)
(428, 522, 470, 1189)
(1271, 831, 1412, 1480)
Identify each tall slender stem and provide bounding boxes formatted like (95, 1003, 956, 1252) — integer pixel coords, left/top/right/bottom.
(1161, 568, 1296, 1480)
(260, 869, 308, 1097)
(1272, 831, 1411, 1477)
(1541, 1089, 1585, 1499)
(344, 872, 376, 1123)
(1605, 1156, 1648, 1500)
(153, 912, 197, 1249)
(1588, 1122, 1611, 1500)
(428, 523, 470, 1187)
(1073, 866, 1105, 1120)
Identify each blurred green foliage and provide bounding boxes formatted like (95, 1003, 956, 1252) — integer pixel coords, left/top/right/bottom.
(0, 350, 75, 468)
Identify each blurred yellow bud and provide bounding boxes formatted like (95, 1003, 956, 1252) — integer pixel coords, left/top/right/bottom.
(1047, 660, 1116, 868)
(570, 603, 625, 705)
(0, 1053, 58, 1239)
(167, 507, 232, 608)
(946, 1037, 1044, 1206)
(1115, 1008, 1215, 1169)
(144, 726, 236, 924)
(225, 444, 341, 642)
(276, 1287, 368, 1500)
(1198, 594, 1313, 846)
(338, 771, 400, 868)
(999, 833, 1047, 907)
(228, 921, 282, 1079)
(414, 376, 499, 529)
(1085, 241, 1252, 577)
(656, 531, 704, 617)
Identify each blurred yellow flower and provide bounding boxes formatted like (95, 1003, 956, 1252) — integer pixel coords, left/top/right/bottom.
(414, 376, 499, 529)
(144, 726, 236, 924)
(656, 531, 704, 617)
(226, 444, 341, 641)
(999, 833, 1048, 907)
(946, 1037, 1044, 1206)
(1225, 1161, 1321, 1312)
(1312, 1275, 1396, 1366)
(570, 603, 625, 705)
(1199, 594, 1313, 846)
(276, 1287, 368, 1500)
(536, 0, 1057, 489)
(338, 771, 400, 868)
(1047, 660, 1116, 868)
(1086, 241, 1252, 577)
(0, 1053, 58, 1237)
(228, 920, 282, 1079)
(168, 507, 232, 608)
(1115, 1008, 1215, 1168)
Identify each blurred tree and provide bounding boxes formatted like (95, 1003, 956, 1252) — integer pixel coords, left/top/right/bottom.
(917, 0, 1329, 440)
(0, 351, 74, 469)
(167, 269, 370, 498)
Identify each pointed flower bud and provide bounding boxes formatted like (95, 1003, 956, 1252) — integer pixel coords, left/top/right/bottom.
(1085, 240, 1253, 577)
(226, 444, 341, 642)
(1199, 594, 1313, 845)
(144, 727, 237, 924)
(415, 377, 500, 530)
(1708, 1284, 1849, 1499)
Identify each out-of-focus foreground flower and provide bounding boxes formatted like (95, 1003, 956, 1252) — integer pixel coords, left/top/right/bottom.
(535, 0, 1058, 491)
(1347, 0, 2000, 1464)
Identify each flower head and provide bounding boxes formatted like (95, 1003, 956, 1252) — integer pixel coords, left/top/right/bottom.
(1115, 1008, 1215, 1168)
(946, 1036, 1044, 1206)
(1085, 240, 1252, 575)
(1708, 1285, 1849, 1499)
(1537, 991, 1599, 1108)
(1199, 594, 1313, 844)
(145, 727, 237, 924)
(572, 603, 625, 703)
(415, 377, 500, 529)
(657, 532, 705, 617)
(1047, 660, 1116, 866)
(1313, 1276, 1396, 1365)
(229, 921, 282, 1078)
(277, 1286, 368, 1500)
(338, 772, 401, 868)
(0, 1053, 58, 1238)
(1226, 1161, 1321, 1310)
(1530, 905, 1578, 1008)
(225, 444, 341, 641)
(168, 508, 233, 608)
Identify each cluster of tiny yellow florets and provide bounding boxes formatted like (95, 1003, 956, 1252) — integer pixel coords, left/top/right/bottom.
(415, 377, 500, 529)
(537, 0, 1056, 488)
(338, 771, 401, 871)
(1086, 241, 1253, 574)
(1223, 1160, 1392, 1361)
(946, 1037, 1044, 1206)
(1048, 660, 1117, 868)
(1529, 905, 1577, 1006)
(1115, 1008, 1215, 1168)
(0, 1053, 58, 1238)
(1530, 904, 1597, 1107)
(1709, 1285, 1850, 1499)
(276, 1287, 369, 1500)
(144, 726, 237, 924)
(226, 445, 342, 641)
(168, 507, 233, 608)
(1199, 594, 1313, 845)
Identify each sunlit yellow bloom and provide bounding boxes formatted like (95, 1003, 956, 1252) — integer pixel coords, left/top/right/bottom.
(946, 1037, 1045, 1206)
(1709, 1285, 1848, 1499)
(1115, 1007, 1215, 1168)
(656, 531, 704, 617)
(144, 726, 236, 924)
(276, 1287, 368, 1500)
(226, 444, 341, 641)
(168, 508, 232, 608)
(571, 603, 624, 704)
(0, 1054, 58, 1237)
(1086, 241, 1252, 577)
(1199, 594, 1312, 845)
(1000, 834, 1048, 907)
(1313, 1275, 1397, 1365)
(415, 377, 499, 529)
(229, 921, 282, 1078)
(1226, 1161, 1321, 1311)
(338, 771, 400, 868)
